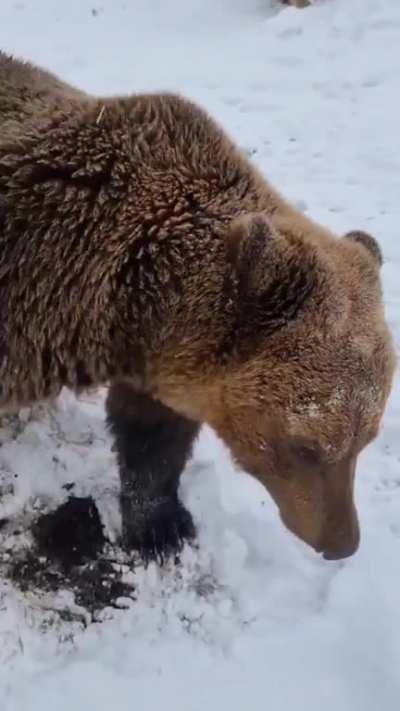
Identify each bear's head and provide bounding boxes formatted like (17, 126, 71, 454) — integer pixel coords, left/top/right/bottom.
(205, 214, 396, 560)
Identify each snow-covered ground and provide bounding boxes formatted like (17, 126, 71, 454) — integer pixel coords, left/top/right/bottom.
(0, 0, 400, 709)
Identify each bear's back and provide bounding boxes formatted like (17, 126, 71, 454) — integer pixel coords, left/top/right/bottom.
(0, 51, 86, 130)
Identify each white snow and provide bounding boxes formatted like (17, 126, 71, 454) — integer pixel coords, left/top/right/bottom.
(0, 0, 400, 709)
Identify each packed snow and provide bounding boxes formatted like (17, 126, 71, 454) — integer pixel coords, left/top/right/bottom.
(0, 0, 399, 709)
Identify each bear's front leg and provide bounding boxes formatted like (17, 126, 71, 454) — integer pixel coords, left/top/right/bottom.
(106, 384, 199, 564)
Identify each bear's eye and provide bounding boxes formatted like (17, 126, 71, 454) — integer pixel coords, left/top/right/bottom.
(296, 445, 320, 467)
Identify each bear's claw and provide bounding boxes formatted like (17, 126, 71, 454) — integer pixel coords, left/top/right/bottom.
(121, 496, 196, 565)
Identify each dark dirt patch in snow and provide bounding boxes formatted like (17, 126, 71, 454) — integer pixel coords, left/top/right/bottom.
(10, 552, 136, 618)
(5, 497, 136, 619)
(33, 496, 106, 567)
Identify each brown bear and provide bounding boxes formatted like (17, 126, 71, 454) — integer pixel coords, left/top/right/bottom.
(0, 52, 395, 563)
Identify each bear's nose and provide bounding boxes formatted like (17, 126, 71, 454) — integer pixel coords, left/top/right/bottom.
(321, 526, 360, 561)
(322, 543, 358, 561)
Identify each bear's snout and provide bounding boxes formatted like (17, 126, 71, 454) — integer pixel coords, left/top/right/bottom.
(318, 457, 360, 561)
(274, 455, 361, 561)
(320, 510, 360, 561)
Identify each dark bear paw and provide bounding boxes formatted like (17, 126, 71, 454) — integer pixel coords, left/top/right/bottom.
(121, 496, 196, 565)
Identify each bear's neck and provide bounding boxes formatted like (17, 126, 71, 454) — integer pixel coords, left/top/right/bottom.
(111, 180, 333, 422)
(112, 223, 236, 412)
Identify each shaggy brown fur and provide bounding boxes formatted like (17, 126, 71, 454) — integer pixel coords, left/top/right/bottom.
(0, 52, 396, 561)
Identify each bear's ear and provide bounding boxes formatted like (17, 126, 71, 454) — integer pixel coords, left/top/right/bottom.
(226, 213, 278, 295)
(343, 230, 382, 267)
(227, 213, 318, 334)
